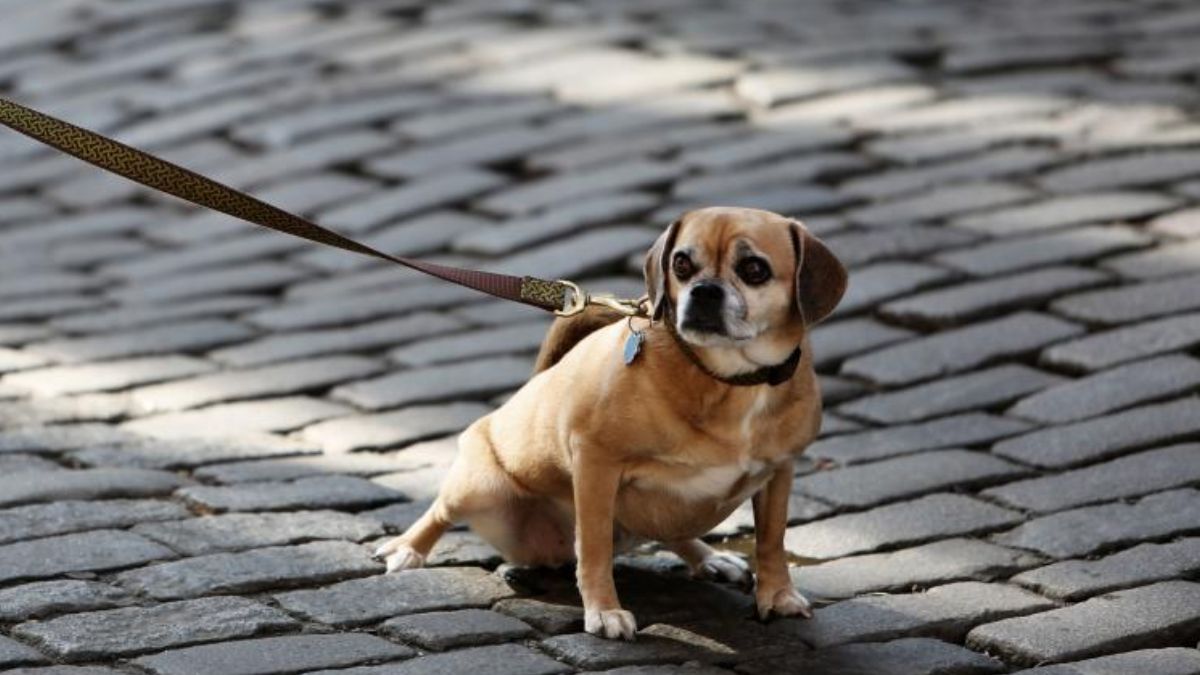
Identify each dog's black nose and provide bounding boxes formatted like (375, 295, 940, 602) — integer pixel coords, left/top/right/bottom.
(682, 282, 727, 334)
(690, 281, 724, 304)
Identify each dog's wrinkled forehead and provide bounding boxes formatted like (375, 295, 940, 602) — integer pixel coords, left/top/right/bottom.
(675, 207, 796, 269)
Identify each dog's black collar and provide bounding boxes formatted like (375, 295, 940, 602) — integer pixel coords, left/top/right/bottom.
(663, 314, 801, 387)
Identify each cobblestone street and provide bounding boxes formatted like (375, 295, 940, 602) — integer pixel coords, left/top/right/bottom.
(3, 0, 1200, 673)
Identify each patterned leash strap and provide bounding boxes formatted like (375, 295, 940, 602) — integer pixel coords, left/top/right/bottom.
(0, 96, 573, 314)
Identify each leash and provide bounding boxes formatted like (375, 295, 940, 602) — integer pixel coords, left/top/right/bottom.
(0, 96, 647, 319)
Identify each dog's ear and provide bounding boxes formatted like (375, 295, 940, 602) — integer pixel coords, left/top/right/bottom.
(790, 221, 847, 326)
(643, 219, 681, 321)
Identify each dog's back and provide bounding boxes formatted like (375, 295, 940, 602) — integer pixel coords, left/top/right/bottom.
(533, 306, 625, 373)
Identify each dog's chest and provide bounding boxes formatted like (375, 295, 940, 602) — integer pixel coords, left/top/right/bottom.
(662, 458, 775, 503)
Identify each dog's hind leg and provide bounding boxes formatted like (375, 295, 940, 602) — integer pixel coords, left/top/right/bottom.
(664, 538, 753, 587)
(375, 418, 507, 572)
(374, 499, 452, 572)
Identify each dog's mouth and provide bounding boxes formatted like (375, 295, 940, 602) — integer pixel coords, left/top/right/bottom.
(680, 312, 728, 336)
(677, 316, 756, 347)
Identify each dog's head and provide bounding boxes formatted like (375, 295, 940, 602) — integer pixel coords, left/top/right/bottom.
(643, 207, 847, 368)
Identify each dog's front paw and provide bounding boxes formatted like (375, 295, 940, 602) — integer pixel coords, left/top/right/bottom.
(697, 551, 753, 587)
(373, 538, 425, 573)
(584, 607, 637, 640)
(756, 585, 813, 621)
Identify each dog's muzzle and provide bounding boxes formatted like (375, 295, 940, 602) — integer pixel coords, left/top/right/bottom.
(680, 281, 728, 335)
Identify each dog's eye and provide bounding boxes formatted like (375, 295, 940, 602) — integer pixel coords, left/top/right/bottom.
(737, 257, 772, 285)
(672, 252, 696, 280)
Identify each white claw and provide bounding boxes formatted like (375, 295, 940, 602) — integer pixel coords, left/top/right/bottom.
(757, 585, 813, 621)
(698, 551, 753, 586)
(584, 608, 637, 640)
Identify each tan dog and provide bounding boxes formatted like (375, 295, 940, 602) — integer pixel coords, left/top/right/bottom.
(374, 207, 847, 640)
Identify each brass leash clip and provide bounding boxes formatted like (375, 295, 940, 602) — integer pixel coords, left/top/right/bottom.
(555, 280, 649, 318)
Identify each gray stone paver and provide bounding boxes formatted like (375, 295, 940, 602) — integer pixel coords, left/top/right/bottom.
(0, 580, 133, 623)
(379, 609, 534, 650)
(0, 499, 188, 544)
(784, 493, 1024, 560)
(793, 538, 1044, 600)
(992, 489, 1200, 558)
(1012, 538, 1200, 601)
(740, 637, 1005, 675)
(2, 2, 1199, 671)
(114, 540, 382, 600)
(1009, 648, 1200, 675)
(0, 530, 176, 584)
(798, 449, 1027, 508)
(12, 597, 298, 661)
(966, 581, 1200, 666)
(788, 582, 1057, 648)
(992, 397, 1200, 469)
(983, 444, 1200, 513)
(131, 634, 414, 675)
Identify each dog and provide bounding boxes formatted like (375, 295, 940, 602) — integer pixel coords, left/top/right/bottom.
(374, 206, 848, 640)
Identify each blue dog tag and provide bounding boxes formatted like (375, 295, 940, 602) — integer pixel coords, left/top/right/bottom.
(623, 330, 643, 365)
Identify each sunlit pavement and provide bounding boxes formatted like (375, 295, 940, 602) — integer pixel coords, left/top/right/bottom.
(2, 1, 1200, 673)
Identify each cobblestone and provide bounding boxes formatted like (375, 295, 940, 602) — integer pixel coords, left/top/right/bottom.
(791, 582, 1056, 648)
(824, 225, 980, 268)
(332, 356, 532, 410)
(273, 567, 515, 626)
(846, 181, 1035, 229)
(0, 499, 187, 544)
(740, 637, 1005, 675)
(952, 192, 1179, 236)
(798, 449, 1026, 508)
(122, 397, 351, 438)
(842, 312, 1083, 386)
(380, 609, 533, 650)
(0, 580, 132, 623)
(992, 397, 1200, 468)
(0, 637, 46, 669)
(1009, 648, 1200, 675)
(0, 530, 176, 584)
(132, 634, 414, 675)
(808, 412, 1031, 464)
(993, 489, 1200, 558)
(808, 318, 915, 370)
(1013, 538, 1200, 601)
(0, 468, 184, 508)
(937, 225, 1153, 276)
(178, 475, 405, 512)
(1102, 238, 1200, 279)
(3, 356, 216, 397)
(301, 402, 489, 453)
(1050, 273, 1200, 325)
(25, 320, 256, 364)
(542, 632, 728, 669)
(68, 433, 320, 470)
(132, 511, 384, 555)
(833, 262, 954, 316)
(794, 538, 1043, 600)
(840, 364, 1064, 424)
(881, 267, 1109, 326)
(310, 644, 567, 675)
(129, 356, 384, 413)
(12, 597, 298, 661)
(3, 2, 1199, 670)
(1040, 311, 1200, 371)
(966, 581, 1200, 665)
(115, 540, 381, 600)
(984, 444, 1200, 512)
(1037, 150, 1200, 193)
(784, 493, 1023, 559)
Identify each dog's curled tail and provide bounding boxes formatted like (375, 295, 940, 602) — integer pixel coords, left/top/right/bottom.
(533, 306, 625, 373)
